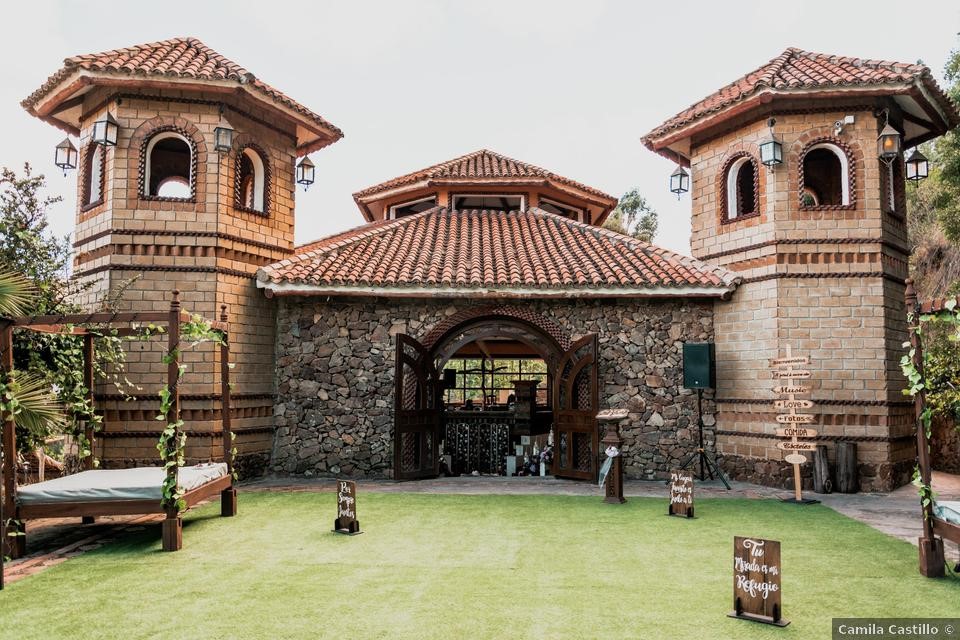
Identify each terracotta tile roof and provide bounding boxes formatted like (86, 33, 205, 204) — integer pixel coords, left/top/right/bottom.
(352, 149, 616, 202)
(643, 47, 959, 144)
(22, 37, 343, 148)
(259, 207, 739, 297)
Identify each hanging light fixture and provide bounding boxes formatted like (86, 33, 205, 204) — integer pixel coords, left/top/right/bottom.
(669, 165, 690, 198)
(213, 106, 234, 153)
(759, 117, 783, 168)
(296, 156, 315, 189)
(877, 109, 901, 163)
(91, 113, 119, 147)
(54, 138, 78, 175)
(904, 147, 928, 182)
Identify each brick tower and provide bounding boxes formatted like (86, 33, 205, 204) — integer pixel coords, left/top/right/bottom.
(22, 38, 342, 475)
(644, 48, 959, 491)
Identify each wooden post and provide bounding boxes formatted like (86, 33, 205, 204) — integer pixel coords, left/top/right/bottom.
(1, 323, 25, 562)
(219, 305, 237, 518)
(906, 279, 945, 577)
(80, 332, 97, 525)
(162, 291, 183, 552)
(835, 442, 858, 494)
(82, 333, 95, 471)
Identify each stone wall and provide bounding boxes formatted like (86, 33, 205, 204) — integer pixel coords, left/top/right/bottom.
(272, 297, 715, 479)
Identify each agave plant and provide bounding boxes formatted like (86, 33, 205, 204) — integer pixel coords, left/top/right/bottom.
(0, 268, 65, 435)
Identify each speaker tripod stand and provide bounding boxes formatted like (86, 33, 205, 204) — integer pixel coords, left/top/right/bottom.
(675, 388, 730, 489)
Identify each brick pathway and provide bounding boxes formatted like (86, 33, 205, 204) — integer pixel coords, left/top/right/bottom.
(4, 471, 958, 585)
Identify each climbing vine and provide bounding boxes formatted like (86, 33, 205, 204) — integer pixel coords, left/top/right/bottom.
(900, 298, 960, 515)
(155, 314, 226, 511)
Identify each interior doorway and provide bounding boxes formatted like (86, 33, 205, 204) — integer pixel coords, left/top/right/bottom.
(393, 306, 599, 482)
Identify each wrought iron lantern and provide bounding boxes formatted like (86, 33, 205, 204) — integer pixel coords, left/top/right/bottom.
(54, 138, 78, 175)
(877, 110, 901, 163)
(214, 122, 234, 153)
(904, 147, 929, 182)
(91, 113, 119, 147)
(759, 117, 783, 168)
(669, 165, 690, 198)
(296, 157, 315, 188)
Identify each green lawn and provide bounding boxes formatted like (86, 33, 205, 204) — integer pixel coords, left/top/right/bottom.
(1, 493, 957, 640)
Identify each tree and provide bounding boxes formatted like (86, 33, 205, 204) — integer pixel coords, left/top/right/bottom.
(602, 188, 658, 242)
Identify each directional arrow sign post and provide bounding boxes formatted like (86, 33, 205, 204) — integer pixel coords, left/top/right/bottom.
(772, 345, 819, 505)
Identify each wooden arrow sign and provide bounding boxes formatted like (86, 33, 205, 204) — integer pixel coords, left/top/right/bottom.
(773, 385, 809, 395)
(775, 427, 818, 438)
(776, 413, 816, 424)
(777, 441, 817, 451)
(771, 356, 810, 367)
(774, 399, 813, 410)
(773, 370, 811, 380)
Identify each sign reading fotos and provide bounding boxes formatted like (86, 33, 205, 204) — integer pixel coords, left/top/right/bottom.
(728, 537, 789, 627)
(333, 480, 361, 535)
(668, 470, 694, 518)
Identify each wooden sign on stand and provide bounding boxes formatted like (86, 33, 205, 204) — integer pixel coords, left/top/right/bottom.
(770, 346, 819, 505)
(728, 536, 789, 627)
(333, 480, 361, 535)
(668, 470, 694, 518)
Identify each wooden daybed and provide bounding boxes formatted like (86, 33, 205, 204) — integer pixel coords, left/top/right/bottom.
(905, 281, 960, 577)
(0, 292, 237, 568)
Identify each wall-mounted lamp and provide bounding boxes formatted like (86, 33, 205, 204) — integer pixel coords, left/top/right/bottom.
(877, 109, 901, 164)
(213, 105, 234, 153)
(54, 138, 78, 175)
(91, 113, 119, 147)
(905, 147, 929, 182)
(759, 118, 783, 169)
(296, 156, 315, 190)
(669, 165, 690, 198)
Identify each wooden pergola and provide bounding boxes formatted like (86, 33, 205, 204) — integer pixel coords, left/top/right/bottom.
(1, 292, 236, 588)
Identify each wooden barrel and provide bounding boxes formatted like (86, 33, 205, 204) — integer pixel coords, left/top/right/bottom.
(836, 441, 859, 493)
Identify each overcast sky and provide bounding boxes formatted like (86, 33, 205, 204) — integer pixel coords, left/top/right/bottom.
(2, 1, 958, 255)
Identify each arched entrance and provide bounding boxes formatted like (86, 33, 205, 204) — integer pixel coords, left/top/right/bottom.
(394, 306, 599, 481)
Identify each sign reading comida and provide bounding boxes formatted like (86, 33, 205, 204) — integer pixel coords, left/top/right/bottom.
(728, 537, 789, 627)
(668, 470, 694, 518)
(333, 480, 361, 535)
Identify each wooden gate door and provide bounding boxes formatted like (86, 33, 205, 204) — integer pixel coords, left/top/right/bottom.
(552, 334, 599, 481)
(394, 333, 441, 480)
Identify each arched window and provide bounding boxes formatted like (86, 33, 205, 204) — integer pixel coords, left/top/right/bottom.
(800, 143, 850, 207)
(143, 131, 193, 199)
(83, 145, 105, 208)
(235, 147, 268, 214)
(724, 156, 757, 220)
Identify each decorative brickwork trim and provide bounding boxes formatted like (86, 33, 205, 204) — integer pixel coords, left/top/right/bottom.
(128, 116, 208, 207)
(699, 237, 909, 261)
(95, 393, 275, 402)
(79, 143, 106, 213)
(74, 264, 253, 279)
(73, 242, 283, 270)
(796, 135, 859, 211)
(717, 398, 913, 407)
(716, 429, 913, 443)
(73, 228, 293, 254)
(420, 305, 572, 351)
(233, 142, 272, 217)
(83, 92, 297, 146)
(718, 151, 761, 225)
(740, 271, 905, 285)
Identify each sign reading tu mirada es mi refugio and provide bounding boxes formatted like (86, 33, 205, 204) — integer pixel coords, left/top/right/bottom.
(728, 536, 789, 627)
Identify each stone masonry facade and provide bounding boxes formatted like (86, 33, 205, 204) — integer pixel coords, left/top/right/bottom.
(688, 107, 914, 491)
(272, 297, 715, 480)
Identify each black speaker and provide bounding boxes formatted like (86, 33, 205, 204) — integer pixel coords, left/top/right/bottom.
(683, 342, 715, 389)
(443, 368, 457, 389)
